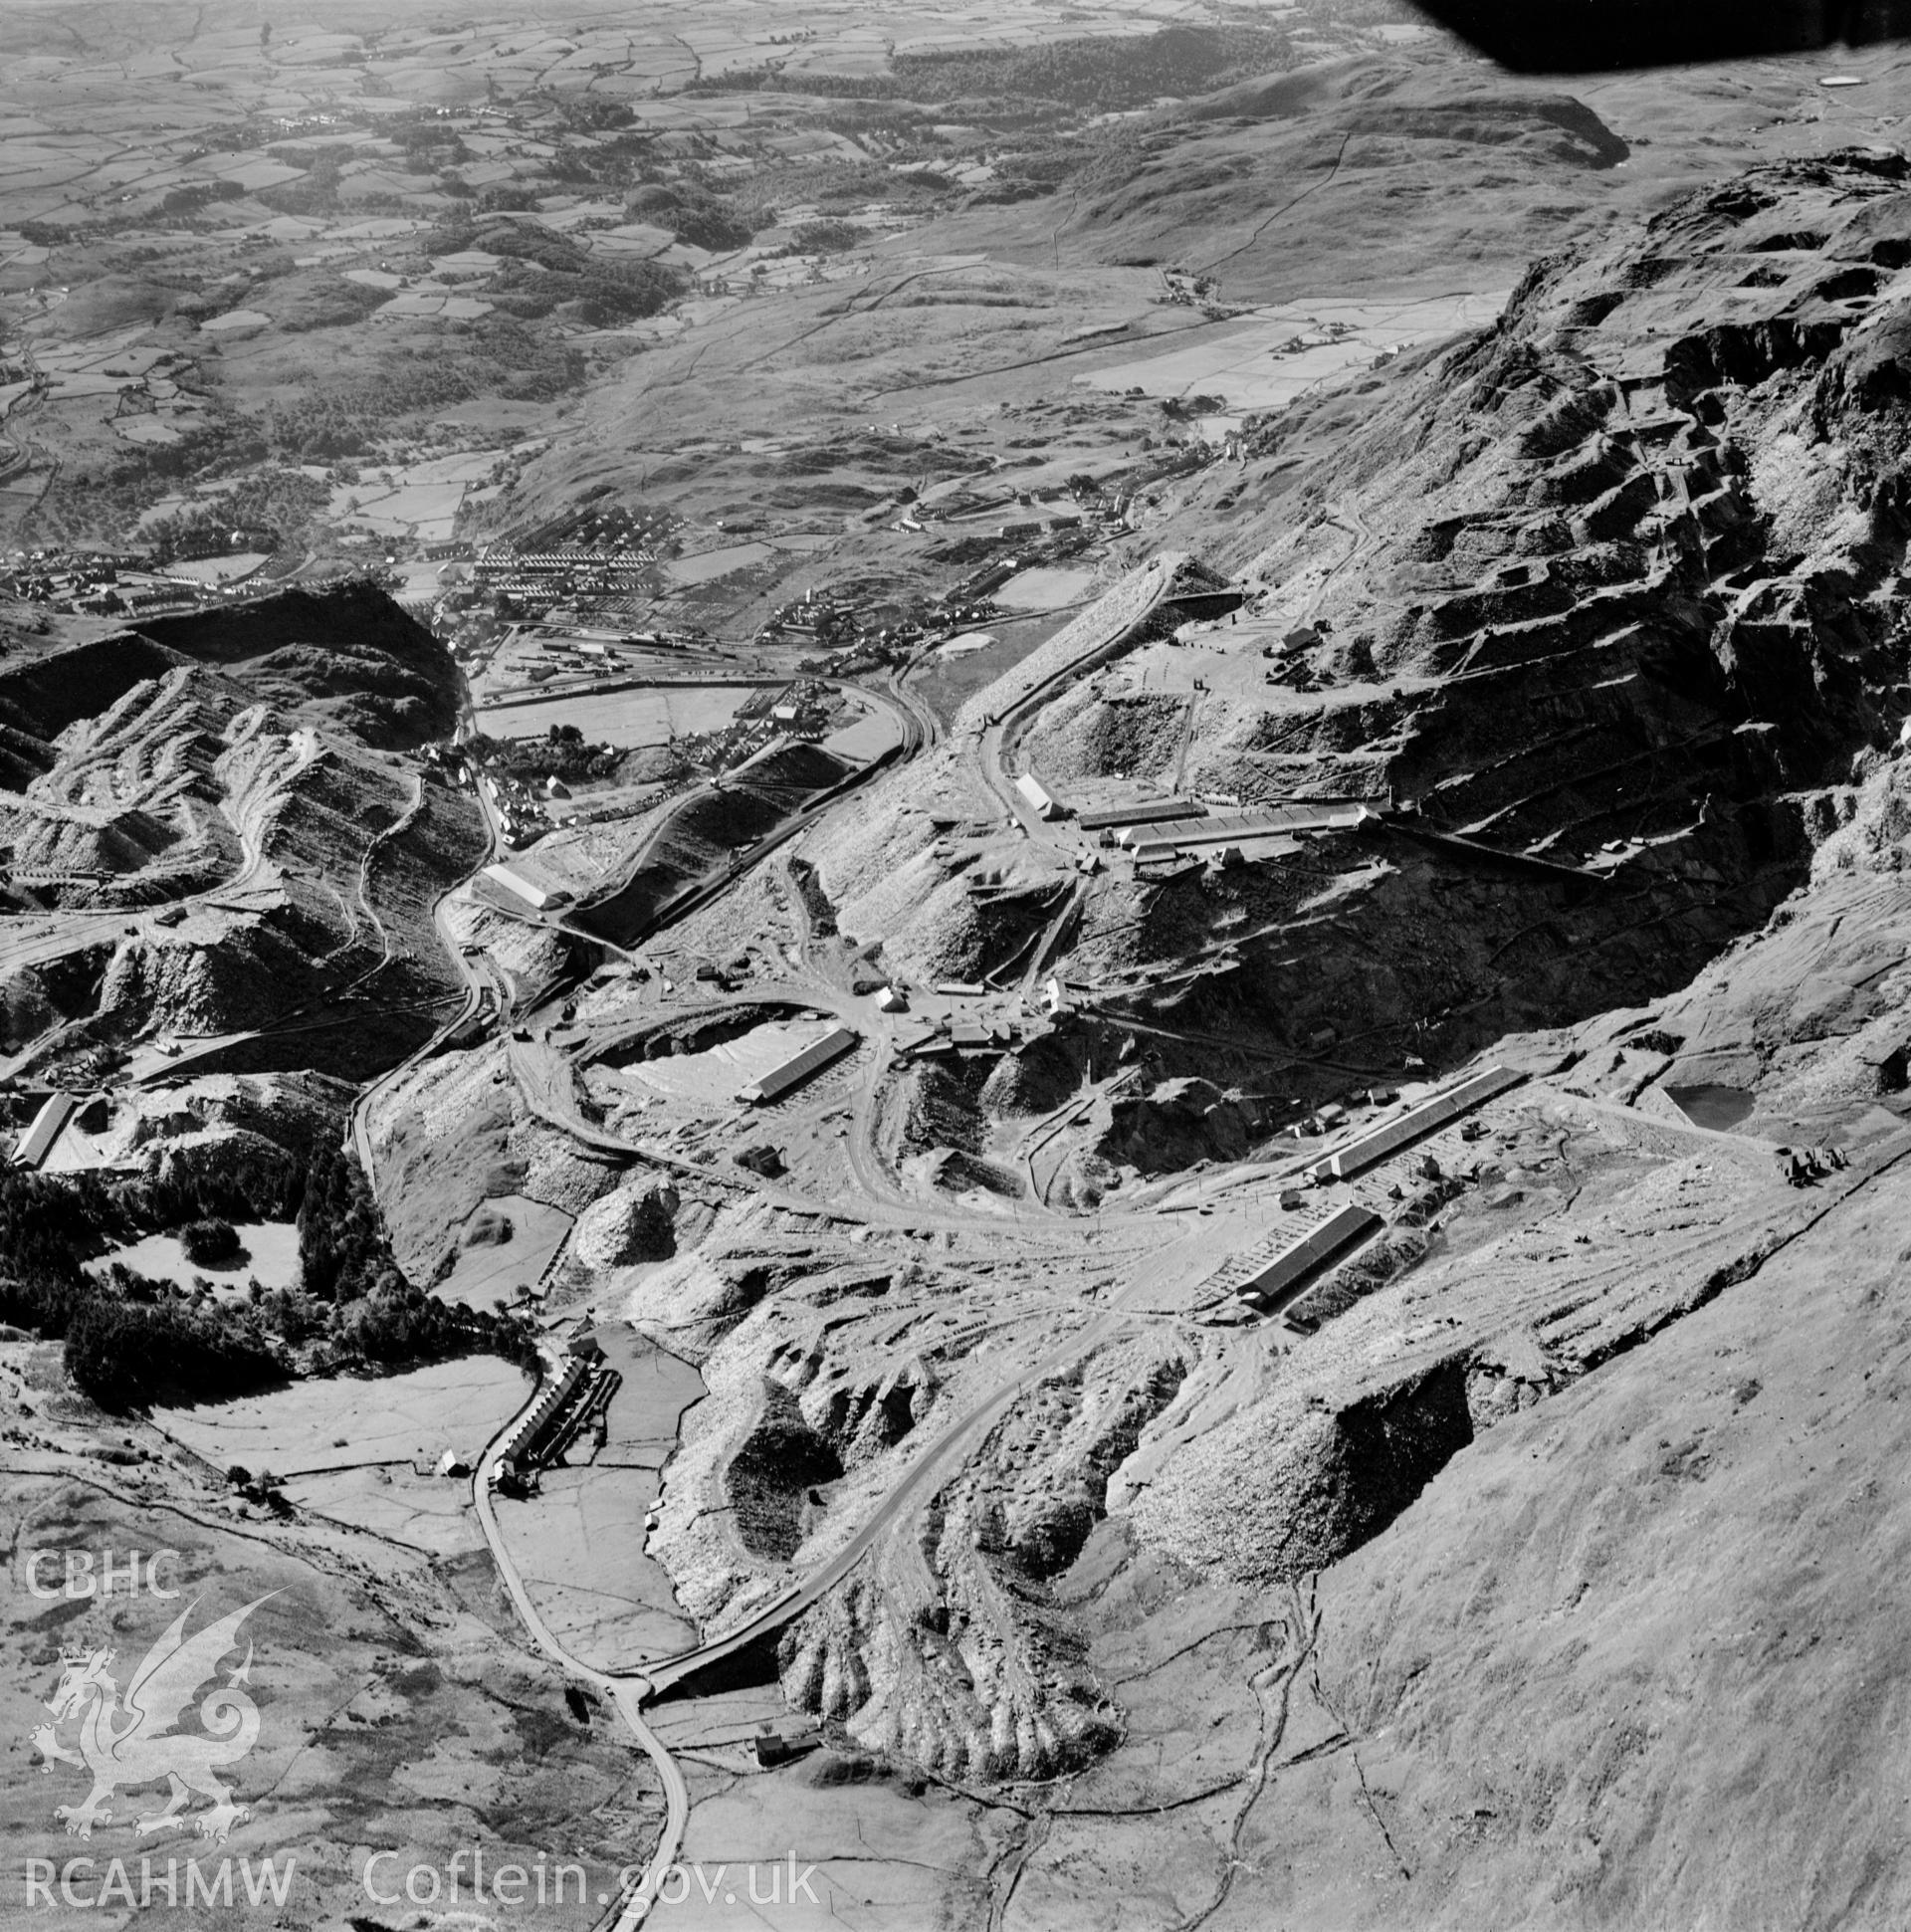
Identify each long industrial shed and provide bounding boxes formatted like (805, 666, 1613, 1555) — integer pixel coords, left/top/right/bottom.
(1077, 798, 1206, 831)
(742, 1026, 860, 1105)
(1236, 1202, 1385, 1313)
(14, 1092, 78, 1170)
(1319, 1064, 1526, 1181)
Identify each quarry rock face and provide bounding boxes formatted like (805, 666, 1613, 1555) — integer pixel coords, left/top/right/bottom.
(756, 156, 1911, 1289)
(1057, 152, 1911, 1587)
(1130, 1362, 1475, 1586)
(967, 154, 1911, 1102)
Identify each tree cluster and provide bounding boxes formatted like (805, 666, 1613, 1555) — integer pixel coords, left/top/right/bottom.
(257, 151, 344, 217)
(463, 726, 623, 784)
(160, 181, 246, 218)
(778, 219, 863, 256)
(296, 1140, 400, 1304)
(121, 467, 323, 565)
(179, 1217, 241, 1266)
(65, 1294, 279, 1412)
(296, 1142, 536, 1373)
(624, 180, 757, 253)
(0, 1134, 532, 1414)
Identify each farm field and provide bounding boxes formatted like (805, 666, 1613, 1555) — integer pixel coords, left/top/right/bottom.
(1082, 289, 1512, 411)
(283, 1459, 490, 1555)
(332, 447, 526, 542)
(167, 551, 273, 583)
(912, 608, 1080, 723)
(995, 564, 1099, 610)
(491, 1327, 704, 1669)
(437, 1191, 575, 1309)
(476, 684, 755, 747)
(663, 540, 776, 586)
(154, 1356, 529, 1478)
(817, 705, 905, 763)
(3, 1438, 659, 1929)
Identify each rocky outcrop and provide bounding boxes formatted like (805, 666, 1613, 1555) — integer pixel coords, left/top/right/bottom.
(773, 1335, 1183, 1784)
(572, 1178, 679, 1268)
(100, 923, 321, 1036)
(1129, 1360, 1475, 1586)
(137, 583, 462, 750)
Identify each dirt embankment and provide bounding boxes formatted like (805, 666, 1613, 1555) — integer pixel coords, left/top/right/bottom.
(0, 586, 485, 1091)
(573, 742, 854, 949)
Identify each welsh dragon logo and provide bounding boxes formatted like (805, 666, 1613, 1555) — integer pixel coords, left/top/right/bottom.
(31, 1595, 274, 1843)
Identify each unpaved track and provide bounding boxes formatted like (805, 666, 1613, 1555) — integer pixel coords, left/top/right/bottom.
(371, 586, 1231, 1915)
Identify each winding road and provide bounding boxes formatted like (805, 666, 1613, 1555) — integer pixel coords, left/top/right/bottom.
(364, 557, 1206, 1922)
(470, 1388, 689, 1931)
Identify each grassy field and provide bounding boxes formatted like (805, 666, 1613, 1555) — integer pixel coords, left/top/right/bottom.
(438, 1191, 575, 1309)
(478, 684, 755, 747)
(996, 563, 1098, 610)
(154, 1356, 529, 1478)
(492, 1326, 704, 1669)
(1082, 290, 1510, 410)
(912, 607, 1079, 725)
(4, 1441, 656, 1926)
(87, 1221, 301, 1296)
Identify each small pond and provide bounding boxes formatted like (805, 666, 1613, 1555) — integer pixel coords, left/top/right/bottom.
(1666, 1084, 1758, 1132)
